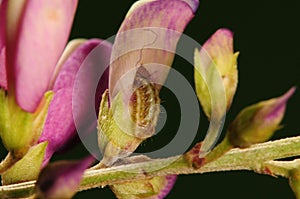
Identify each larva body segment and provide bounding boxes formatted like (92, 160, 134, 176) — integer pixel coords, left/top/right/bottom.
(129, 65, 160, 139)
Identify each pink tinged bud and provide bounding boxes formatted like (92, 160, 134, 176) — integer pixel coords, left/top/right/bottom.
(0, 0, 7, 90)
(38, 39, 112, 166)
(36, 156, 94, 199)
(228, 87, 296, 148)
(6, 0, 78, 112)
(194, 28, 239, 119)
(109, 0, 199, 101)
(111, 175, 177, 199)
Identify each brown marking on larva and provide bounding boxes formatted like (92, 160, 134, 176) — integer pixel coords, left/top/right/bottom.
(129, 65, 160, 138)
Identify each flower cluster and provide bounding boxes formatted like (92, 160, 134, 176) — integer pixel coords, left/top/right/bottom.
(0, 0, 297, 199)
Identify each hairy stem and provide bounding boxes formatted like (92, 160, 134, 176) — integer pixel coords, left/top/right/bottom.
(1, 135, 300, 198)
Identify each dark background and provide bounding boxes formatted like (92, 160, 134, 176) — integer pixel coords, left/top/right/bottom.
(1, 0, 299, 198)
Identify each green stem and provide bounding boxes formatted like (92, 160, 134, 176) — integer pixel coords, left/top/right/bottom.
(204, 135, 233, 164)
(257, 159, 300, 178)
(1, 135, 300, 198)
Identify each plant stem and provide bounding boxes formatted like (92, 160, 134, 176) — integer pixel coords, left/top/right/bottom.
(203, 135, 233, 164)
(262, 159, 300, 178)
(1, 135, 300, 198)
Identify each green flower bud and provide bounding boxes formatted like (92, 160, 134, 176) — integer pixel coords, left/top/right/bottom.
(111, 174, 177, 199)
(227, 87, 295, 148)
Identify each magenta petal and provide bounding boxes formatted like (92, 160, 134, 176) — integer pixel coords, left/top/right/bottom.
(181, 0, 199, 13)
(36, 156, 94, 199)
(6, 0, 78, 112)
(38, 88, 73, 166)
(0, 0, 7, 90)
(0, 0, 6, 50)
(0, 48, 6, 90)
(53, 39, 105, 91)
(264, 87, 296, 121)
(38, 39, 112, 165)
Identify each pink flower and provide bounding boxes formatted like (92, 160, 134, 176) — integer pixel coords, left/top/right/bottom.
(1, 0, 78, 112)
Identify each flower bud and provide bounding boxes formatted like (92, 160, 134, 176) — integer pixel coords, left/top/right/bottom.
(110, 156, 177, 198)
(111, 175, 177, 199)
(227, 87, 295, 148)
(194, 28, 239, 119)
(36, 156, 94, 199)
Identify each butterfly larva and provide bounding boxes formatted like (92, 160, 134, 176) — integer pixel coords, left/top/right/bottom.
(129, 65, 160, 139)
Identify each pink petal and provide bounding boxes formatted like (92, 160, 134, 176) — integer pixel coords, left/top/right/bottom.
(0, 47, 6, 90)
(38, 88, 74, 165)
(0, 0, 6, 49)
(109, 0, 199, 101)
(38, 39, 112, 165)
(36, 156, 94, 199)
(6, 0, 78, 112)
(0, 0, 7, 89)
(263, 87, 296, 121)
(202, 28, 235, 74)
(48, 39, 87, 89)
(53, 39, 105, 91)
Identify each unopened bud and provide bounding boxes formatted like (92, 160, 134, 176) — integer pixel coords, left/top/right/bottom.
(111, 175, 177, 199)
(194, 28, 239, 119)
(228, 87, 295, 148)
(36, 156, 94, 199)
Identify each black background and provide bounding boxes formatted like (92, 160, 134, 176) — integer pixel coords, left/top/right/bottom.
(1, 0, 300, 198)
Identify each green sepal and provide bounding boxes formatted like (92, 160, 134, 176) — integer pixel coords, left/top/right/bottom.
(0, 89, 33, 155)
(98, 90, 142, 166)
(0, 90, 53, 156)
(1, 141, 48, 185)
